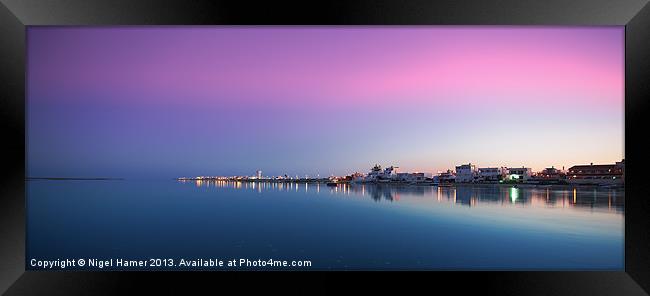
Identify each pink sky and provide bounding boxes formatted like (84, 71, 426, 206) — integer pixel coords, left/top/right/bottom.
(28, 27, 624, 177)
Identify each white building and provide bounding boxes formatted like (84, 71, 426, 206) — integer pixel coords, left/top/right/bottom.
(394, 172, 432, 182)
(364, 165, 398, 182)
(365, 164, 383, 181)
(256, 170, 262, 179)
(507, 167, 532, 181)
(477, 167, 507, 182)
(455, 163, 477, 183)
(383, 166, 398, 180)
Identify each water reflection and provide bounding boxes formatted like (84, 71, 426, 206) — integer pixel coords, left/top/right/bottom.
(180, 180, 624, 214)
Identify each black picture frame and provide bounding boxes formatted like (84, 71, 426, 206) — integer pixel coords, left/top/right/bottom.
(1, 0, 649, 294)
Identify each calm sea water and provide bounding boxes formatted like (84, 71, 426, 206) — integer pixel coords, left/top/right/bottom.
(26, 180, 624, 270)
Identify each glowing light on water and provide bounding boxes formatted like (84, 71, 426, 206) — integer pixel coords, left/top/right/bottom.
(453, 189, 457, 204)
(573, 188, 577, 204)
(608, 192, 612, 210)
(510, 187, 519, 203)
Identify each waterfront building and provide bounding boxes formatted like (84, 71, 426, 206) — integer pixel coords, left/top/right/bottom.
(364, 164, 399, 182)
(537, 166, 565, 180)
(395, 172, 410, 181)
(439, 170, 456, 183)
(616, 159, 625, 183)
(365, 164, 383, 182)
(351, 174, 365, 183)
(455, 163, 477, 183)
(348, 172, 365, 183)
(477, 167, 507, 182)
(567, 160, 624, 185)
(411, 172, 433, 182)
(395, 172, 433, 182)
(256, 170, 262, 179)
(526, 166, 566, 184)
(507, 167, 532, 181)
(382, 166, 398, 180)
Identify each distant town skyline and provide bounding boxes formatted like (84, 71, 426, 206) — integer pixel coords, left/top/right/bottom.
(178, 158, 625, 179)
(27, 27, 624, 178)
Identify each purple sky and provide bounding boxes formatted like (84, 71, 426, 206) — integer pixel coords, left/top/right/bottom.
(27, 27, 624, 178)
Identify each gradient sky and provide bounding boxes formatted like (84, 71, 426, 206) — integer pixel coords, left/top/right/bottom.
(27, 27, 624, 178)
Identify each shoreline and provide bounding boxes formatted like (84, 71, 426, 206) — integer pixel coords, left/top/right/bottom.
(176, 178, 623, 189)
(439, 182, 623, 190)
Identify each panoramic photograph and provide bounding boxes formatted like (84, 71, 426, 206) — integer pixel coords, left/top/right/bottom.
(26, 26, 624, 270)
